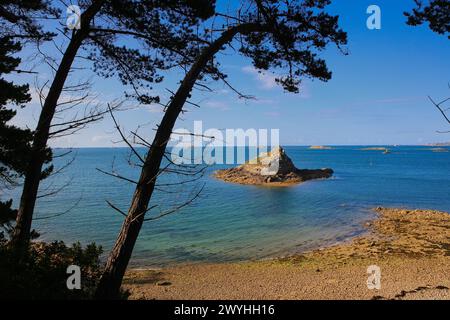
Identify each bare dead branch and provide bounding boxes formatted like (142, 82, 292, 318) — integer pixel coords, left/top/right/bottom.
(36, 177, 73, 199)
(142, 183, 205, 222)
(429, 95, 450, 124)
(96, 168, 138, 185)
(108, 103, 145, 164)
(34, 196, 82, 220)
(105, 200, 128, 218)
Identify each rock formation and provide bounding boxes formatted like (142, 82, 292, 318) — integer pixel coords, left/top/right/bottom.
(214, 146, 333, 186)
(309, 145, 333, 150)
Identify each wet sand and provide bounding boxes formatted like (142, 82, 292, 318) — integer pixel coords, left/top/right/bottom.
(124, 208, 450, 300)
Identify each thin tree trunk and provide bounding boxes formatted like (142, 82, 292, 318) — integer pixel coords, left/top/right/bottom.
(11, 1, 104, 249)
(95, 23, 262, 299)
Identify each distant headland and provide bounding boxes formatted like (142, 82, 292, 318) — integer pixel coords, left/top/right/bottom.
(309, 145, 334, 150)
(427, 142, 450, 147)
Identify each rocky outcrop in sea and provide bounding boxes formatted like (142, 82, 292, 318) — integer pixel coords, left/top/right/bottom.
(214, 146, 333, 186)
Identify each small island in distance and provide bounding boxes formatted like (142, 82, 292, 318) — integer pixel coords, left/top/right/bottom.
(214, 146, 333, 186)
(309, 145, 334, 150)
(427, 142, 450, 147)
(360, 147, 389, 151)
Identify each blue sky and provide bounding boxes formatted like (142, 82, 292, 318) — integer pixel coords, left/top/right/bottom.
(11, 0, 450, 147)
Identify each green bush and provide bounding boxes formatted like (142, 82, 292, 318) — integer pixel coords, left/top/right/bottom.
(0, 239, 103, 299)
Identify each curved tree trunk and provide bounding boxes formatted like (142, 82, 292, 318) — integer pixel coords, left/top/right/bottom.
(95, 23, 263, 299)
(11, 1, 104, 249)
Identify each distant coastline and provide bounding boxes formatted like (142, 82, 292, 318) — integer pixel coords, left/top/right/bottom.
(51, 144, 450, 149)
(426, 142, 450, 147)
(309, 145, 333, 150)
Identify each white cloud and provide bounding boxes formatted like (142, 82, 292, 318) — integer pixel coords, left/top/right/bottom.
(242, 65, 277, 90)
(147, 104, 165, 113)
(91, 134, 114, 143)
(242, 66, 311, 98)
(217, 89, 230, 95)
(204, 101, 230, 111)
(235, 98, 277, 107)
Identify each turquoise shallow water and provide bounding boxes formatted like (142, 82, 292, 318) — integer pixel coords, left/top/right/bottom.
(6, 146, 450, 267)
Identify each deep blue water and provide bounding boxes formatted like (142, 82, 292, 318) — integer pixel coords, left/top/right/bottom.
(5, 146, 450, 267)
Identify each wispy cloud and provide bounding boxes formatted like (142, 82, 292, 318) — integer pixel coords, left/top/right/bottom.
(236, 98, 277, 106)
(147, 104, 165, 113)
(242, 65, 277, 90)
(253, 98, 276, 105)
(241, 65, 311, 99)
(204, 100, 230, 111)
(91, 134, 114, 143)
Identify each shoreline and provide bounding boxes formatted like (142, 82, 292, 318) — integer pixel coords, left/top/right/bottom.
(124, 207, 450, 300)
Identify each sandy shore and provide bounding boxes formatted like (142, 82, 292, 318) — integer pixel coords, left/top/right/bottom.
(124, 208, 450, 300)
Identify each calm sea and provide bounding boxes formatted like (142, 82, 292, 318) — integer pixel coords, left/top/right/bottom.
(5, 146, 450, 267)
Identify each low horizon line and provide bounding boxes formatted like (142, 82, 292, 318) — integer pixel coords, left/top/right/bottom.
(52, 143, 449, 149)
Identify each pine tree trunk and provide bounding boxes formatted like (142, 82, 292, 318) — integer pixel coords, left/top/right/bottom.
(94, 59, 207, 299)
(94, 24, 260, 299)
(11, 1, 104, 249)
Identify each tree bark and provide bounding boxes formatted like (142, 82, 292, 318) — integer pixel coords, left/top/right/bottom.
(95, 23, 264, 299)
(11, 1, 104, 249)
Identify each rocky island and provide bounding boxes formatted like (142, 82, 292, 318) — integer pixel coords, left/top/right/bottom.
(309, 145, 333, 150)
(214, 146, 333, 186)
